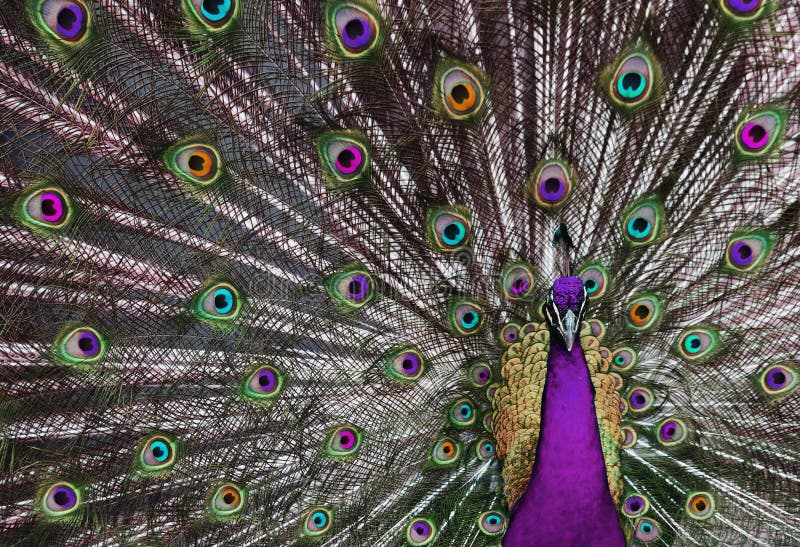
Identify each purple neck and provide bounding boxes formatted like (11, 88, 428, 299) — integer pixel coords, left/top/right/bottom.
(503, 339, 625, 546)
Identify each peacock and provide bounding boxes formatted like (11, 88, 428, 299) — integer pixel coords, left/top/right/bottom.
(1, 0, 799, 545)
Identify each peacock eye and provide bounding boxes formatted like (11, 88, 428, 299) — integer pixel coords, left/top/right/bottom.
(318, 133, 370, 187)
(188, 0, 237, 29)
(501, 263, 535, 300)
(243, 364, 284, 400)
(164, 143, 223, 188)
(757, 362, 798, 399)
(482, 413, 493, 432)
(448, 398, 475, 427)
(326, 264, 376, 311)
(468, 361, 492, 387)
(41, 482, 81, 517)
(734, 108, 786, 160)
(622, 494, 650, 517)
(621, 426, 637, 448)
(579, 265, 608, 299)
(19, 187, 72, 230)
(612, 347, 637, 372)
(477, 510, 507, 535)
(436, 63, 486, 121)
(622, 199, 663, 245)
(331, 4, 380, 56)
(326, 425, 362, 457)
(448, 300, 484, 335)
(427, 207, 472, 251)
(634, 518, 661, 542)
(686, 492, 716, 521)
(406, 517, 438, 545)
(192, 282, 243, 323)
(485, 383, 498, 401)
(431, 437, 461, 465)
(138, 435, 177, 472)
(676, 327, 720, 361)
(656, 417, 689, 447)
(303, 507, 332, 536)
(55, 325, 107, 365)
(609, 52, 656, 108)
(530, 160, 572, 209)
(719, 0, 767, 20)
(475, 438, 495, 460)
(497, 322, 520, 347)
(38, 0, 89, 43)
(210, 483, 246, 518)
(627, 387, 654, 414)
(625, 294, 661, 331)
(724, 232, 772, 273)
(385, 346, 425, 382)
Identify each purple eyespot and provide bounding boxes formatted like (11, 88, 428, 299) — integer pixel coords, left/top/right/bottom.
(740, 122, 769, 151)
(661, 423, 676, 439)
(401, 353, 421, 374)
(510, 277, 529, 295)
(342, 18, 371, 49)
(407, 517, 437, 544)
(338, 429, 355, 450)
(333, 6, 378, 55)
(41, 1, 89, 43)
(334, 146, 363, 175)
(532, 161, 571, 208)
(327, 425, 361, 456)
(40, 192, 65, 223)
(730, 241, 753, 266)
(347, 274, 369, 301)
(77, 331, 100, 357)
(256, 368, 276, 391)
(724, 0, 763, 15)
(51, 485, 77, 509)
(469, 362, 492, 386)
(43, 482, 80, 515)
(538, 177, 566, 203)
(628, 387, 653, 412)
(656, 417, 687, 446)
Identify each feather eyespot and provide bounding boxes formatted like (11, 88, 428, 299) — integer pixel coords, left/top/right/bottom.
(621, 426, 637, 448)
(627, 387, 654, 413)
(242, 364, 284, 400)
(427, 206, 472, 252)
(529, 160, 573, 209)
(326, 425, 362, 457)
(634, 517, 661, 542)
(328, 2, 381, 57)
(676, 326, 720, 362)
(612, 347, 637, 372)
(406, 517, 438, 545)
(656, 417, 689, 447)
(723, 231, 773, 273)
(622, 494, 650, 517)
(605, 49, 659, 111)
(164, 142, 223, 188)
(477, 510, 507, 535)
(757, 362, 799, 400)
(318, 132, 370, 188)
(448, 398, 476, 427)
(482, 413, 493, 432)
(448, 299, 484, 336)
(186, 0, 238, 30)
(431, 437, 461, 465)
(434, 61, 486, 122)
(622, 198, 664, 246)
(138, 435, 177, 473)
(36, 0, 89, 43)
(686, 492, 716, 521)
(500, 262, 536, 300)
(40, 482, 81, 517)
(54, 325, 107, 366)
(719, 0, 771, 23)
(497, 322, 521, 347)
(625, 294, 661, 331)
(326, 264, 376, 311)
(734, 107, 786, 160)
(302, 507, 332, 536)
(209, 483, 246, 518)
(191, 282, 243, 323)
(385, 346, 425, 382)
(579, 264, 608, 300)
(475, 438, 495, 460)
(468, 361, 492, 387)
(17, 186, 73, 231)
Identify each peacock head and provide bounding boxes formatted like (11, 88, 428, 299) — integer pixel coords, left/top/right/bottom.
(544, 276, 588, 352)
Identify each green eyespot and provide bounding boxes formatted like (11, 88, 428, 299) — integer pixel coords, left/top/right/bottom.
(603, 46, 661, 112)
(675, 326, 721, 362)
(475, 438, 496, 460)
(734, 107, 786, 161)
(136, 434, 178, 474)
(447, 299, 485, 336)
(191, 281, 243, 324)
(183, 0, 239, 31)
(611, 347, 638, 373)
(325, 263, 376, 311)
(427, 206, 472, 252)
(163, 141, 224, 188)
(317, 131, 371, 188)
(53, 325, 107, 367)
(433, 59, 487, 122)
(208, 483, 246, 519)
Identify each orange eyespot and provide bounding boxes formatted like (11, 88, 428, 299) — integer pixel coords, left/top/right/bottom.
(629, 303, 651, 324)
(188, 151, 214, 177)
(440, 440, 455, 455)
(220, 487, 240, 506)
(447, 82, 477, 113)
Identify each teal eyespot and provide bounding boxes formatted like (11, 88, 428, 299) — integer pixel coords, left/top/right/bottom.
(317, 131, 371, 188)
(39, 481, 82, 518)
(53, 325, 107, 367)
(191, 281, 243, 324)
(385, 345, 426, 382)
(163, 141, 224, 188)
(325, 263, 376, 311)
(32, 0, 91, 46)
(756, 361, 799, 401)
(183, 0, 238, 30)
(622, 198, 664, 246)
(500, 262, 536, 300)
(137, 435, 177, 474)
(634, 517, 661, 542)
(431, 437, 461, 465)
(302, 507, 332, 537)
(326, 425, 362, 458)
(434, 59, 487, 122)
(625, 294, 662, 331)
(448, 398, 476, 427)
(241, 364, 284, 401)
(686, 492, 716, 521)
(612, 347, 638, 372)
(326, 0, 383, 58)
(604, 47, 660, 112)
(427, 206, 472, 252)
(675, 326, 720, 362)
(406, 516, 438, 545)
(734, 107, 786, 161)
(722, 230, 773, 273)
(579, 264, 608, 300)
(447, 299, 484, 336)
(208, 483, 246, 519)
(15, 185, 74, 232)
(475, 438, 495, 460)
(478, 510, 507, 535)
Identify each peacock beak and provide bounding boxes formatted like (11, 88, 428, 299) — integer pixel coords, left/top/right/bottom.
(557, 309, 579, 352)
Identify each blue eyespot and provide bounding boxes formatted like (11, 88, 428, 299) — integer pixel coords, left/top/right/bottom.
(213, 288, 234, 314)
(441, 221, 466, 246)
(149, 440, 170, 462)
(461, 311, 479, 329)
(627, 217, 651, 239)
(617, 71, 646, 99)
(201, 0, 232, 21)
